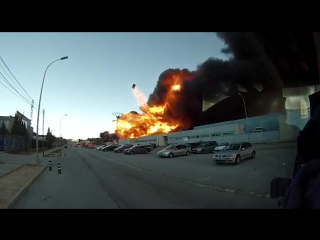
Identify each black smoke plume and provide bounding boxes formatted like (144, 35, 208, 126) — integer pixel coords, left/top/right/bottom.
(147, 32, 280, 129)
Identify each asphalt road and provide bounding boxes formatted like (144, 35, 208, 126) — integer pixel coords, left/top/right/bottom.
(14, 145, 296, 209)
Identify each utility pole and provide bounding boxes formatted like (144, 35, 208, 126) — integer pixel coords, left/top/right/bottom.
(28, 100, 34, 153)
(112, 112, 123, 145)
(42, 109, 45, 156)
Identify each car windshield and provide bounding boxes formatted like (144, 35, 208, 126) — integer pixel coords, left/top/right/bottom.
(225, 144, 241, 150)
(198, 144, 207, 147)
(165, 145, 176, 150)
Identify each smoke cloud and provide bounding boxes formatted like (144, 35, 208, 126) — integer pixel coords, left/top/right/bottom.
(146, 32, 275, 129)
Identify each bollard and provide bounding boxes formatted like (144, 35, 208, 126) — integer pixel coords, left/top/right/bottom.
(48, 160, 52, 171)
(60, 154, 61, 157)
(58, 163, 61, 174)
(64, 153, 66, 157)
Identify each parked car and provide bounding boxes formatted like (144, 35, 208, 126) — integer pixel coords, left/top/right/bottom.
(114, 144, 133, 153)
(192, 141, 218, 154)
(185, 142, 201, 150)
(157, 144, 191, 158)
(150, 143, 156, 148)
(102, 145, 117, 151)
(212, 142, 256, 165)
(214, 142, 229, 152)
(96, 145, 106, 150)
(124, 145, 152, 155)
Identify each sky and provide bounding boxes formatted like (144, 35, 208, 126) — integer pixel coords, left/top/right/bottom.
(0, 32, 226, 140)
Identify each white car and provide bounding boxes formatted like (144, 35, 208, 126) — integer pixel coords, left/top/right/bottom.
(96, 145, 106, 150)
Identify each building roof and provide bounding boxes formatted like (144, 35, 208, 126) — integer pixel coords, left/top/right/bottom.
(16, 111, 30, 121)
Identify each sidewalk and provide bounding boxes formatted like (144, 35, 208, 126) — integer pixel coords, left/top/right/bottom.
(0, 148, 61, 209)
(0, 148, 60, 165)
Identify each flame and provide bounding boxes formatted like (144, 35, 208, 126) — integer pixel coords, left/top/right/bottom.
(113, 70, 193, 139)
(172, 84, 181, 91)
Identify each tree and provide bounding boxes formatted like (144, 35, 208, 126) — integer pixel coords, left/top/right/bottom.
(10, 114, 29, 141)
(46, 127, 56, 149)
(0, 121, 7, 135)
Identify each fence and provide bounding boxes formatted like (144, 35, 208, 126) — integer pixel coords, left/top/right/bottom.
(0, 134, 27, 152)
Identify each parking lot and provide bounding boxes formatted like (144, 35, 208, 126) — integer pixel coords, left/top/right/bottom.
(81, 144, 296, 195)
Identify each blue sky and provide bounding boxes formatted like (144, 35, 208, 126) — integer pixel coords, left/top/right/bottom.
(0, 32, 226, 140)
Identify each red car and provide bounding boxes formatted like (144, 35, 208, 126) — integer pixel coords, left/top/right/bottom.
(74, 145, 78, 148)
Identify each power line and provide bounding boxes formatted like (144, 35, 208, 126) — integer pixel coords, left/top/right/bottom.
(0, 78, 31, 104)
(0, 72, 32, 104)
(0, 61, 31, 103)
(0, 55, 33, 102)
(0, 74, 42, 113)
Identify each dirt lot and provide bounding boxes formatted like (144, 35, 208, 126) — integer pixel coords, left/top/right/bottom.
(0, 164, 45, 209)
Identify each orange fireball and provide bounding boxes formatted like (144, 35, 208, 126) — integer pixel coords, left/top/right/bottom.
(113, 70, 194, 139)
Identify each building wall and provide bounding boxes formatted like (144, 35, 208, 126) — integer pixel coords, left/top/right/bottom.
(119, 111, 310, 147)
(0, 116, 10, 130)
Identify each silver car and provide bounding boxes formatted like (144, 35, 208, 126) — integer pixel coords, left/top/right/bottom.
(158, 144, 191, 158)
(212, 142, 256, 165)
(192, 141, 218, 154)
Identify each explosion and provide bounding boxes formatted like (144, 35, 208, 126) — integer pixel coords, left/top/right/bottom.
(114, 70, 194, 139)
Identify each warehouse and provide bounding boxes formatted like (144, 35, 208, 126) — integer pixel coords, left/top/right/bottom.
(118, 110, 305, 147)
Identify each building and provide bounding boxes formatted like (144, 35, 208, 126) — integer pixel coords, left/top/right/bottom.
(119, 109, 306, 147)
(32, 133, 46, 141)
(0, 116, 13, 131)
(0, 111, 33, 137)
(16, 111, 33, 137)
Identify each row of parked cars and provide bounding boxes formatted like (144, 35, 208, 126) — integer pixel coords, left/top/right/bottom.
(94, 141, 256, 165)
(158, 141, 256, 165)
(95, 143, 156, 155)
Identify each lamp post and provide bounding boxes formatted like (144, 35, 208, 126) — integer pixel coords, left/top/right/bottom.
(238, 93, 249, 141)
(60, 114, 68, 148)
(36, 56, 68, 165)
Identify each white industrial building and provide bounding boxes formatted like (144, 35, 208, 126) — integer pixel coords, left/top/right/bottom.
(118, 110, 306, 147)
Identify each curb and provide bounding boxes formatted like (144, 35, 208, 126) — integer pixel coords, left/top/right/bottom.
(0, 164, 25, 179)
(3, 165, 48, 209)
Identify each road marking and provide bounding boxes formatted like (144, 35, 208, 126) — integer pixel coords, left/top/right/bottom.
(80, 148, 271, 199)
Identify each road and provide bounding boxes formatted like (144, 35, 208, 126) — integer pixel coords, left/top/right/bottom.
(14, 144, 296, 209)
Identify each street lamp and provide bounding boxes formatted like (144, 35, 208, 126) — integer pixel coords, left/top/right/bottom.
(36, 56, 68, 165)
(238, 93, 249, 141)
(60, 114, 68, 148)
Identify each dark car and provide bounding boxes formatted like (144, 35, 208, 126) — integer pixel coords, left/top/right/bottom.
(185, 142, 201, 149)
(102, 145, 117, 152)
(63, 146, 68, 148)
(150, 143, 156, 148)
(114, 144, 133, 153)
(123, 144, 152, 155)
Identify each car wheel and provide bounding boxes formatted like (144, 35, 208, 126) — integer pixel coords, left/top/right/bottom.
(169, 153, 173, 158)
(201, 149, 205, 154)
(130, 151, 134, 155)
(235, 155, 241, 165)
(186, 151, 190, 156)
(251, 151, 256, 159)
(145, 150, 149, 154)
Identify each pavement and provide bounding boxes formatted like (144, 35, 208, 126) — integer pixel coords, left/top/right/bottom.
(13, 144, 296, 209)
(0, 147, 61, 208)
